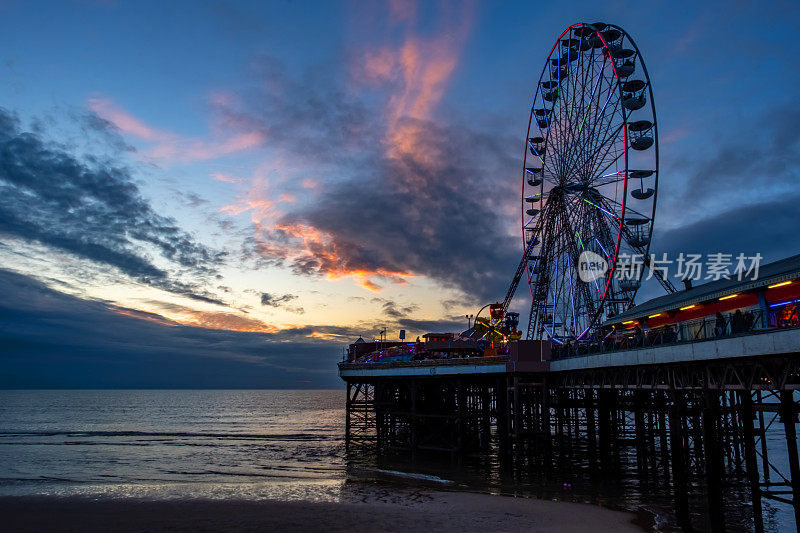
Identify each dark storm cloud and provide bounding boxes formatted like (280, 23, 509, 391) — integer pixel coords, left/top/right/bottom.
(631, 193, 800, 303)
(655, 193, 800, 262)
(655, 101, 800, 244)
(75, 110, 136, 153)
(260, 292, 297, 307)
(218, 57, 521, 301)
(259, 292, 305, 314)
(374, 298, 418, 318)
(0, 269, 342, 389)
(678, 103, 800, 200)
(217, 55, 374, 166)
(644, 100, 800, 290)
(0, 108, 227, 303)
(397, 317, 466, 334)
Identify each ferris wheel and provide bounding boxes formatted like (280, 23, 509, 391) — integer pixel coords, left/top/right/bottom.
(522, 22, 663, 343)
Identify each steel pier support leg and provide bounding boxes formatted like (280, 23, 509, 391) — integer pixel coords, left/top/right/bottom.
(740, 391, 764, 533)
(703, 390, 725, 532)
(781, 390, 800, 529)
(585, 389, 597, 466)
(757, 391, 770, 484)
(598, 389, 611, 469)
(512, 376, 521, 462)
(659, 393, 670, 480)
(669, 392, 692, 532)
(411, 379, 417, 462)
(541, 380, 552, 469)
(457, 378, 465, 459)
(497, 376, 509, 460)
(481, 383, 491, 451)
(375, 383, 384, 452)
(635, 391, 647, 475)
(345, 382, 352, 453)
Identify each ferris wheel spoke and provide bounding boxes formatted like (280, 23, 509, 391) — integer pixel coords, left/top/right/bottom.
(568, 93, 623, 183)
(568, 68, 613, 168)
(585, 104, 624, 169)
(558, 40, 592, 175)
(581, 86, 625, 174)
(561, 53, 609, 180)
(547, 71, 573, 177)
(586, 135, 626, 182)
(562, 53, 594, 181)
(559, 198, 598, 331)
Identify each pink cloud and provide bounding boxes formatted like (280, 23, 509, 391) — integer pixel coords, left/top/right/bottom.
(219, 163, 291, 224)
(256, 221, 413, 292)
(352, 1, 473, 167)
(389, 0, 417, 24)
(221, 163, 409, 292)
(88, 97, 265, 164)
(211, 172, 244, 184)
(88, 98, 171, 142)
(301, 178, 319, 189)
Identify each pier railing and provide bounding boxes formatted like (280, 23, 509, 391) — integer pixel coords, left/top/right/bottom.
(338, 355, 509, 371)
(551, 306, 800, 360)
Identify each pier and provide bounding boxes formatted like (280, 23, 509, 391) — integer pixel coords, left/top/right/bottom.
(341, 333, 799, 531)
(339, 259, 800, 531)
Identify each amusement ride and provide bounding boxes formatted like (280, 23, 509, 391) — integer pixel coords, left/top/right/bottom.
(477, 21, 676, 350)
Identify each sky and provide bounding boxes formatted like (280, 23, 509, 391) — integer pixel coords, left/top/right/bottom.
(1, 0, 799, 388)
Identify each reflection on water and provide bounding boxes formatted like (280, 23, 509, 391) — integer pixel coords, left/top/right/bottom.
(0, 390, 793, 531)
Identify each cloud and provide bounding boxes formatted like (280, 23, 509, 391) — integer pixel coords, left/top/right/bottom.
(211, 172, 244, 184)
(661, 103, 800, 229)
(183, 192, 208, 208)
(359, 35, 462, 164)
(169, 308, 278, 332)
(388, 0, 417, 24)
(354, 1, 472, 165)
(655, 193, 800, 262)
(630, 191, 800, 304)
(260, 292, 297, 306)
(211, 6, 521, 301)
(374, 298, 418, 318)
(0, 107, 226, 304)
(88, 97, 265, 164)
(259, 292, 305, 315)
(88, 97, 170, 142)
(0, 269, 342, 388)
(253, 221, 416, 292)
(396, 317, 465, 334)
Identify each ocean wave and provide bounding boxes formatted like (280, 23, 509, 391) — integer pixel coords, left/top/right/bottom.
(0, 430, 335, 441)
(371, 468, 454, 484)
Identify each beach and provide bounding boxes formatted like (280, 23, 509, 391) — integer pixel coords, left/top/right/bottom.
(0, 490, 644, 532)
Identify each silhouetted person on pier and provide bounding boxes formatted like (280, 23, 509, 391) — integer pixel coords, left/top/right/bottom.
(715, 312, 726, 337)
(633, 324, 643, 347)
(732, 309, 745, 334)
(744, 311, 755, 331)
(664, 325, 677, 343)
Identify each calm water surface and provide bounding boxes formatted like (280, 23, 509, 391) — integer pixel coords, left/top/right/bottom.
(0, 390, 347, 501)
(0, 390, 793, 532)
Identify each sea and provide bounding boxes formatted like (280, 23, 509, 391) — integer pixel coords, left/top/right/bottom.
(0, 389, 794, 531)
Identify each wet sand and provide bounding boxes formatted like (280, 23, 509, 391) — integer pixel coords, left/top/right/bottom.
(0, 491, 643, 532)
